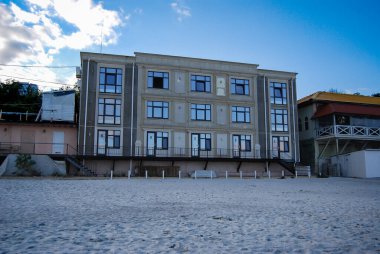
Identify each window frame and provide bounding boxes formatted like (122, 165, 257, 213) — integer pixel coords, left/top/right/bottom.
(99, 67, 122, 94)
(271, 109, 288, 132)
(147, 101, 169, 119)
(150, 131, 168, 150)
(97, 130, 121, 149)
(147, 71, 169, 89)
(270, 108, 289, 132)
(273, 136, 289, 153)
(191, 75, 211, 93)
(192, 133, 212, 151)
(106, 130, 121, 149)
(270, 82, 287, 105)
(191, 104, 211, 121)
(233, 134, 252, 152)
(98, 98, 121, 125)
(230, 78, 250, 95)
(232, 106, 250, 123)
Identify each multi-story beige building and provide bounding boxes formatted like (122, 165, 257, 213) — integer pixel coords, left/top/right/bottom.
(78, 52, 299, 176)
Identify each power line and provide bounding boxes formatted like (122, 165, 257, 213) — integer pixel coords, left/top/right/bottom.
(0, 74, 75, 86)
(0, 64, 77, 68)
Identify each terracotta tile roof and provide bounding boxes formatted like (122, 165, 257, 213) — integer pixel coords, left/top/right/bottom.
(313, 103, 380, 118)
(298, 91, 380, 106)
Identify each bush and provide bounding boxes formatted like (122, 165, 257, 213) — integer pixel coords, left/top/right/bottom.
(15, 154, 40, 176)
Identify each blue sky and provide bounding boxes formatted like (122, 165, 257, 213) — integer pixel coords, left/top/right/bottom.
(0, 0, 379, 98)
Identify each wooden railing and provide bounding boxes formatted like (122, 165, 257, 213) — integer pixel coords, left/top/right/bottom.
(317, 125, 380, 138)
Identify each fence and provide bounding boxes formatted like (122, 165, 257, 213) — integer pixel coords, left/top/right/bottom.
(317, 125, 380, 138)
(0, 142, 77, 156)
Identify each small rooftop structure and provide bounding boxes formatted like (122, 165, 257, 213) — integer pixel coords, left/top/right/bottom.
(40, 90, 75, 122)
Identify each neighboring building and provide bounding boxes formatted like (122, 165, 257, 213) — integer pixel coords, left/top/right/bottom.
(0, 122, 77, 156)
(298, 92, 380, 175)
(0, 90, 78, 159)
(78, 52, 299, 176)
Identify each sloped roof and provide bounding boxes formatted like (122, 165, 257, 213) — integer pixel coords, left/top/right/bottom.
(313, 103, 380, 118)
(298, 91, 380, 106)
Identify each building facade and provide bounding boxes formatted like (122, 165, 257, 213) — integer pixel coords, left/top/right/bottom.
(298, 92, 380, 175)
(78, 52, 299, 176)
(0, 122, 77, 156)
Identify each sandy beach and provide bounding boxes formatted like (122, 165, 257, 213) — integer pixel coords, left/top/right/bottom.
(0, 177, 379, 253)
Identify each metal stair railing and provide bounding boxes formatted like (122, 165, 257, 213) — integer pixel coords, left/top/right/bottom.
(65, 155, 97, 176)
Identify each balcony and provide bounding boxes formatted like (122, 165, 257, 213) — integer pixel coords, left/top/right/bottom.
(78, 146, 293, 161)
(0, 142, 78, 156)
(317, 125, 380, 140)
(0, 142, 294, 161)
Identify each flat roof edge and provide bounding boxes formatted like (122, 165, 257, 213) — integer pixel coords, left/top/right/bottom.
(134, 52, 260, 68)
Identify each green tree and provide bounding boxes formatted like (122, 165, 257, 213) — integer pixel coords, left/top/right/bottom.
(372, 93, 380, 97)
(15, 154, 39, 176)
(0, 80, 41, 114)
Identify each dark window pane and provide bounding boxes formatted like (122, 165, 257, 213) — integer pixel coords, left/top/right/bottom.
(153, 77, 164, 89)
(235, 85, 244, 94)
(196, 81, 205, 91)
(245, 140, 251, 151)
(205, 139, 211, 150)
(162, 138, 168, 149)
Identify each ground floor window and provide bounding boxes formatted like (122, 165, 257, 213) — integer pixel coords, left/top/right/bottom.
(191, 133, 211, 156)
(97, 130, 121, 155)
(146, 131, 169, 156)
(233, 135, 251, 151)
(272, 136, 289, 158)
(232, 134, 251, 157)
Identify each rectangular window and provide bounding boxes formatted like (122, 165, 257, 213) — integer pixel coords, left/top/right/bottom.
(192, 133, 211, 151)
(99, 67, 122, 94)
(191, 104, 211, 121)
(147, 131, 168, 153)
(148, 71, 169, 89)
(233, 134, 252, 152)
(98, 98, 121, 124)
(273, 136, 289, 152)
(271, 109, 288, 132)
(147, 101, 169, 119)
(191, 75, 211, 92)
(270, 82, 287, 105)
(230, 78, 249, 95)
(107, 130, 121, 148)
(97, 130, 121, 153)
(232, 106, 250, 123)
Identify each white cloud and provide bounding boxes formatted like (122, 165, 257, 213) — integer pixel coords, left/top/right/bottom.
(0, 0, 123, 90)
(27, 0, 53, 9)
(171, 1, 191, 22)
(10, 3, 40, 24)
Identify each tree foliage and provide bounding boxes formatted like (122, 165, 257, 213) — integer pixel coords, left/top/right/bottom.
(0, 80, 41, 113)
(15, 154, 39, 176)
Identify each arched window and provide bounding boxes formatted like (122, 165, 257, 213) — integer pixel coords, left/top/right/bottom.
(305, 117, 309, 130)
(298, 118, 302, 131)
